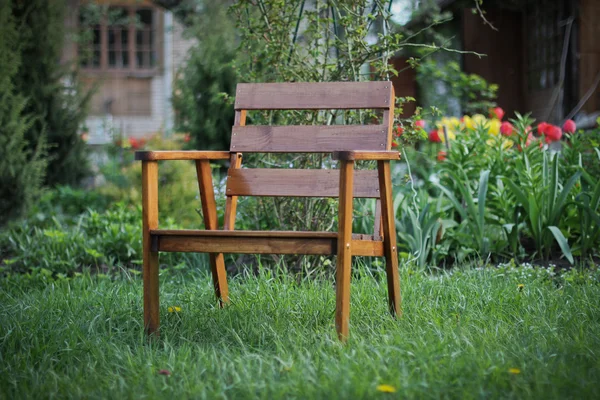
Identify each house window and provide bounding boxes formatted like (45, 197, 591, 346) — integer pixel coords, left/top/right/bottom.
(79, 5, 157, 71)
(526, 0, 566, 90)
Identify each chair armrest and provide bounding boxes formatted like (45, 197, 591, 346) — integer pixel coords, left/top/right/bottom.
(332, 151, 401, 161)
(135, 151, 232, 161)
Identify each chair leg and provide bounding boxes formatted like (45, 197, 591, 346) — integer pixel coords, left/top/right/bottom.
(142, 161, 160, 335)
(143, 249, 160, 334)
(196, 160, 229, 305)
(378, 160, 402, 317)
(336, 160, 355, 341)
(209, 253, 229, 306)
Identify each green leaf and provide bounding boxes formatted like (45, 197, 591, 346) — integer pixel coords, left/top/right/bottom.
(548, 226, 574, 265)
(550, 170, 582, 225)
(503, 178, 530, 214)
(477, 170, 490, 236)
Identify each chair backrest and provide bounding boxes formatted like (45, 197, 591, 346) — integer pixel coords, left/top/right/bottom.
(226, 82, 395, 200)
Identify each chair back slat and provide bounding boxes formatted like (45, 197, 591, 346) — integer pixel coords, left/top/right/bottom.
(234, 82, 393, 110)
(226, 169, 380, 198)
(230, 125, 388, 153)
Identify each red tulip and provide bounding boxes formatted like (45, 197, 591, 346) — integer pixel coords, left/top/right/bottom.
(391, 141, 398, 148)
(490, 107, 505, 120)
(128, 137, 139, 149)
(428, 129, 441, 143)
(396, 126, 404, 136)
(500, 121, 514, 136)
(537, 122, 550, 135)
(562, 119, 576, 133)
(437, 150, 447, 161)
(544, 125, 562, 143)
(415, 120, 426, 129)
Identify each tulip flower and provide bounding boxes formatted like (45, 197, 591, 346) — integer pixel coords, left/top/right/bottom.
(537, 122, 550, 135)
(396, 126, 404, 136)
(500, 121, 514, 136)
(490, 107, 505, 120)
(544, 125, 562, 143)
(471, 114, 487, 128)
(437, 150, 447, 161)
(128, 137, 140, 149)
(429, 129, 441, 143)
(562, 119, 576, 133)
(488, 119, 501, 136)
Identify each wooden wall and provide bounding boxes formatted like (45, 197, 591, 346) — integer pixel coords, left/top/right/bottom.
(389, 57, 417, 118)
(462, 7, 524, 118)
(579, 0, 600, 114)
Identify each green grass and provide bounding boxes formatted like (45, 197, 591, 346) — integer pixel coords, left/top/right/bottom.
(1, 264, 599, 399)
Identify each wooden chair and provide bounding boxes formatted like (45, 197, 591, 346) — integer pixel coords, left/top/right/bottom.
(135, 81, 401, 341)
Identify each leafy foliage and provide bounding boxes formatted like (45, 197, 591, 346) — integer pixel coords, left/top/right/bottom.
(390, 111, 600, 267)
(172, 1, 237, 150)
(10, 0, 91, 186)
(0, 3, 48, 225)
(418, 60, 498, 115)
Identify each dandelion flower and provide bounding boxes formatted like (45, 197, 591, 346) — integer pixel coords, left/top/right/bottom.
(508, 368, 521, 374)
(376, 384, 397, 393)
(168, 306, 182, 313)
(518, 284, 524, 291)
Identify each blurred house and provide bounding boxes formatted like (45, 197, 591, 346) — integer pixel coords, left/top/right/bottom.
(393, 0, 600, 126)
(62, 0, 195, 144)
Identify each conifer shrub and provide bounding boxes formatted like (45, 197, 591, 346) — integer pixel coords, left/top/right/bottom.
(0, 3, 48, 225)
(11, 0, 91, 186)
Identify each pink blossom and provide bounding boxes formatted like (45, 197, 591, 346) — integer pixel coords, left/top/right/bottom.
(500, 121, 514, 136)
(562, 119, 576, 134)
(490, 107, 505, 120)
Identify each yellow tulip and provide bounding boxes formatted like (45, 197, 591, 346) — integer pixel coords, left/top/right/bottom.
(488, 119, 501, 136)
(471, 114, 487, 128)
(502, 138, 514, 150)
(449, 117, 461, 129)
(463, 115, 474, 130)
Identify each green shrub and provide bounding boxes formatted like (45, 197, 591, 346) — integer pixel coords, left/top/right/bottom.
(172, 1, 237, 151)
(28, 186, 112, 225)
(0, 3, 48, 225)
(11, 0, 91, 186)
(98, 135, 205, 229)
(0, 203, 202, 277)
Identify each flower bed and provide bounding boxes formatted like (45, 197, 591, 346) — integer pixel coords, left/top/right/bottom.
(390, 109, 600, 267)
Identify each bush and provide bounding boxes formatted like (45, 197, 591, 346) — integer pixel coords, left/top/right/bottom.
(11, 0, 91, 186)
(98, 135, 206, 229)
(0, 3, 48, 225)
(27, 185, 112, 226)
(172, 1, 237, 151)
(0, 202, 201, 277)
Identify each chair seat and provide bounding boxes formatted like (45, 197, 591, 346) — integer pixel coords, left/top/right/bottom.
(150, 229, 383, 256)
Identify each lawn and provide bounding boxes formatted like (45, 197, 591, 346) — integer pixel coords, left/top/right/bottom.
(1, 264, 599, 399)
